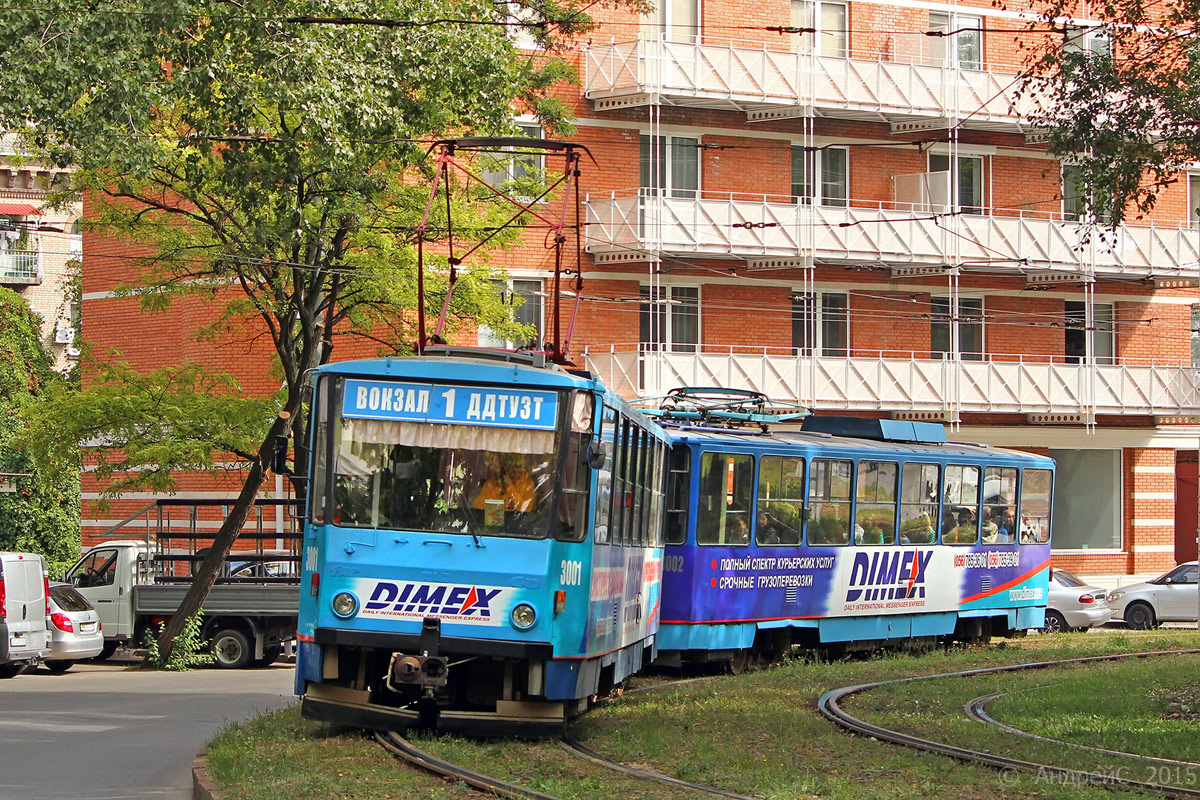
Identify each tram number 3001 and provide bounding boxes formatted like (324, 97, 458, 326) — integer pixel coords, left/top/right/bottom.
(559, 560, 583, 586)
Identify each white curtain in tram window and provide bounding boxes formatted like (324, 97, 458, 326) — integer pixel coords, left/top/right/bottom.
(343, 419, 556, 454)
(1048, 449, 1121, 549)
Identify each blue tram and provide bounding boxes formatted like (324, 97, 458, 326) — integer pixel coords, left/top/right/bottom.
(295, 348, 670, 734)
(650, 395, 1055, 668)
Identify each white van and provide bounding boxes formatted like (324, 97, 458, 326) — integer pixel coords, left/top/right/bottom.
(0, 552, 50, 678)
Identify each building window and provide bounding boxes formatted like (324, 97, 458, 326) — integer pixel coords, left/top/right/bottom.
(640, 135, 699, 198)
(640, 285, 699, 352)
(792, 0, 848, 57)
(1189, 174, 1200, 227)
(928, 12, 982, 69)
(929, 153, 984, 214)
(482, 124, 543, 192)
(791, 146, 848, 206)
(1049, 449, 1121, 550)
(478, 279, 544, 349)
(643, 0, 699, 42)
(1062, 164, 1113, 224)
(1063, 301, 1115, 364)
(931, 296, 984, 360)
(1192, 305, 1200, 366)
(792, 291, 848, 356)
(1063, 26, 1112, 58)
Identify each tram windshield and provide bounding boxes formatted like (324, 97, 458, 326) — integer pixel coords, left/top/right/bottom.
(310, 377, 592, 541)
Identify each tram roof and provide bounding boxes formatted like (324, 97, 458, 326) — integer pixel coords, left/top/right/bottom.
(665, 425, 1054, 467)
(313, 351, 596, 390)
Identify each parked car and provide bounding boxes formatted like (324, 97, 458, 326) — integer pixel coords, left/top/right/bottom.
(1043, 569, 1112, 633)
(44, 582, 103, 673)
(0, 551, 51, 678)
(1107, 562, 1199, 629)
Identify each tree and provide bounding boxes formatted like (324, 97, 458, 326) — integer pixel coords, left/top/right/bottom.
(0, 288, 80, 574)
(0, 0, 601, 662)
(1023, 0, 1200, 226)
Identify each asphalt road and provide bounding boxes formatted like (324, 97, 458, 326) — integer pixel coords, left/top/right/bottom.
(0, 656, 295, 800)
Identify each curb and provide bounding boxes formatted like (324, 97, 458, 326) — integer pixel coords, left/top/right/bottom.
(192, 749, 219, 800)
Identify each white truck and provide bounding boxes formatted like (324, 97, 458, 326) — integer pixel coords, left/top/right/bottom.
(65, 539, 300, 668)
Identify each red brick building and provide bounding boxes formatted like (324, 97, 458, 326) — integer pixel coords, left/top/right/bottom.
(81, 0, 1200, 576)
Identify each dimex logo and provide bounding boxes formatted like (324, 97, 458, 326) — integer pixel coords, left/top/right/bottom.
(360, 580, 505, 625)
(846, 550, 932, 603)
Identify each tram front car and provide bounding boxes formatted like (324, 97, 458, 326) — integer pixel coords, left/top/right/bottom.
(295, 353, 665, 736)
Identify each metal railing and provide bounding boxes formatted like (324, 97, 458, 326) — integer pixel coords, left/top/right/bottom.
(96, 496, 304, 583)
(0, 249, 41, 283)
(585, 189, 1200, 277)
(582, 344, 1200, 417)
(584, 35, 1047, 127)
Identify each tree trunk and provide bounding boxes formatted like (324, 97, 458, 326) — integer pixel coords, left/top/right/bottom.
(152, 410, 296, 665)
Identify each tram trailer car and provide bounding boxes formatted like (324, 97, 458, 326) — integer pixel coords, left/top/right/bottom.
(296, 350, 669, 735)
(655, 417, 1054, 668)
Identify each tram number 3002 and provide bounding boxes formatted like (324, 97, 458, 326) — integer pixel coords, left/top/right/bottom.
(560, 560, 583, 586)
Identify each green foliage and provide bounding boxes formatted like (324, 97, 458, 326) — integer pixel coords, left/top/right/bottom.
(145, 612, 213, 671)
(1024, 0, 1200, 226)
(0, 289, 80, 573)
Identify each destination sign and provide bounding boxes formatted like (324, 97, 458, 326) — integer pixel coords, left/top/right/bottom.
(343, 379, 558, 430)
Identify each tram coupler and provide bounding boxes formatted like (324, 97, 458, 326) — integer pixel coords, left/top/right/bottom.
(387, 652, 449, 691)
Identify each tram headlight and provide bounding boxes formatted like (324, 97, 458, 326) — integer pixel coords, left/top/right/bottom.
(511, 603, 537, 630)
(332, 591, 359, 618)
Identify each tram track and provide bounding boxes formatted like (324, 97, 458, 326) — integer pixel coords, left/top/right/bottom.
(817, 649, 1200, 798)
(375, 676, 757, 800)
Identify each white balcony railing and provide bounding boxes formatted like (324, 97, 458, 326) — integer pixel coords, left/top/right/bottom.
(585, 189, 1200, 278)
(582, 345, 1200, 418)
(584, 35, 1045, 130)
(0, 249, 42, 284)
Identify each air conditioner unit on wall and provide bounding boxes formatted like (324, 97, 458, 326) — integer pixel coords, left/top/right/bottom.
(54, 327, 75, 344)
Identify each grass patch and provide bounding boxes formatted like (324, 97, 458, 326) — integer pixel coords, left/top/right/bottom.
(209, 631, 1200, 799)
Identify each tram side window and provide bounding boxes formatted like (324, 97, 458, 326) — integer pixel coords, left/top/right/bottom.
(1019, 468, 1052, 544)
(757, 456, 804, 545)
(309, 376, 338, 523)
(649, 440, 666, 547)
(696, 452, 753, 545)
(631, 428, 647, 546)
(555, 392, 594, 543)
(943, 464, 981, 545)
(665, 445, 691, 545)
(899, 463, 939, 544)
(610, 417, 628, 546)
(982, 466, 1018, 545)
(808, 459, 852, 545)
(855, 461, 898, 545)
(594, 406, 617, 545)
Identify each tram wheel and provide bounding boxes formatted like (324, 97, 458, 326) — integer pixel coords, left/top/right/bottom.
(727, 649, 752, 675)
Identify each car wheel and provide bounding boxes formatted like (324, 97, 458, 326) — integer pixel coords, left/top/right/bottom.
(211, 628, 252, 669)
(45, 660, 74, 674)
(1125, 602, 1157, 630)
(251, 644, 283, 668)
(0, 663, 24, 679)
(1041, 610, 1069, 634)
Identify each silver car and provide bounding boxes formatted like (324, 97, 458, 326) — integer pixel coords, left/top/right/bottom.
(44, 583, 103, 673)
(1107, 561, 1199, 629)
(1043, 569, 1112, 633)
